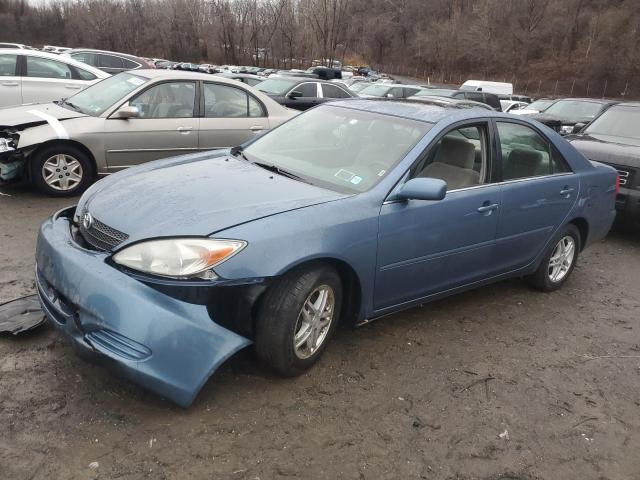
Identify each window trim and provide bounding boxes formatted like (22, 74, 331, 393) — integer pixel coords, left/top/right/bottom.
(492, 118, 574, 183)
(108, 79, 199, 119)
(201, 81, 267, 118)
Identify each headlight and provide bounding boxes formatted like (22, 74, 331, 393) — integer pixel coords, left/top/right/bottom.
(560, 125, 574, 134)
(112, 238, 246, 279)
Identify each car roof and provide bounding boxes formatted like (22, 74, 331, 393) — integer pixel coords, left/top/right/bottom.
(131, 69, 253, 84)
(552, 97, 616, 105)
(266, 76, 329, 84)
(0, 48, 108, 77)
(328, 98, 508, 123)
(65, 48, 144, 61)
(217, 72, 262, 80)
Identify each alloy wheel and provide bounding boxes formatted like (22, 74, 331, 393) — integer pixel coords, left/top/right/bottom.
(42, 154, 83, 191)
(547, 235, 576, 283)
(293, 285, 335, 359)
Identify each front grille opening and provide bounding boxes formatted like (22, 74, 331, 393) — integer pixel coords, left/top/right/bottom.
(78, 209, 129, 252)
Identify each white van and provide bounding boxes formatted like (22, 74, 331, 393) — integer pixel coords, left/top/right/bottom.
(460, 80, 513, 95)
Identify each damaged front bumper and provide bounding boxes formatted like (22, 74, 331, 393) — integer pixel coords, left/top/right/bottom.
(0, 131, 25, 182)
(35, 207, 253, 407)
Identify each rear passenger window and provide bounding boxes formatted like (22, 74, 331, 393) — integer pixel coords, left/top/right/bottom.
(322, 84, 350, 99)
(122, 58, 140, 69)
(0, 54, 17, 76)
(98, 54, 124, 69)
(411, 125, 487, 191)
(204, 83, 265, 118)
(26, 56, 73, 79)
(496, 122, 570, 180)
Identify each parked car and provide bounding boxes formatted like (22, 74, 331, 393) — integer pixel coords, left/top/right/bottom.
(412, 88, 502, 110)
(63, 49, 154, 74)
(530, 98, 617, 135)
(460, 79, 513, 95)
(0, 70, 295, 195)
(358, 83, 423, 99)
(42, 45, 71, 54)
(256, 76, 356, 111)
(0, 48, 108, 107)
(501, 100, 529, 112)
(511, 98, 557, 116)
(0, 43, 30, 49)
(34, 99, 617, 406)
(567, 102, 640, 219)
(215, 72, 264, 87)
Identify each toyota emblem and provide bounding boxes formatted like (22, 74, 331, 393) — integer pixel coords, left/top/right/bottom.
(82, 212, 93, 230)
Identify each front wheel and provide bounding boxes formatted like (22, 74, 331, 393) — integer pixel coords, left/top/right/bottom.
(32, 144, 94, 197)
(526, 224, 581, 292)
(255, 265, 342, 376)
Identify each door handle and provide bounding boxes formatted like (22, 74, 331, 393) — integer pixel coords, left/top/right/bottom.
(560, 187, 575, 197)
(477, 203, 499, 214)
(250, 125, 265, 131)
(1, 81, 19, 86)
(65, 85, 82, 89)
(177, 126, 193, 134)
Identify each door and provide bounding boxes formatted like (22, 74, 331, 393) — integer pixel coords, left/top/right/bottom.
(374, 122, 502, 310)
(284, 82, 320, 110)
(104, 80, 199, 170)
(0, 53, 21, 107)
(199, 82, 269, 149)
(493, 120, 579, 272)
(22, 55, 86, 104)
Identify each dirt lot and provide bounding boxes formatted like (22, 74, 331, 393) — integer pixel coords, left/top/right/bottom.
(1, 184, 639, 480)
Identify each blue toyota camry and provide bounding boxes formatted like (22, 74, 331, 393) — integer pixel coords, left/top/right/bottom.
(36, 99, 618, 406)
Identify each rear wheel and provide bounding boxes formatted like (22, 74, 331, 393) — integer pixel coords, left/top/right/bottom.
(526, 224, 581, 292)
(32, 144, 94, 197)
(255, 264, 342, 376)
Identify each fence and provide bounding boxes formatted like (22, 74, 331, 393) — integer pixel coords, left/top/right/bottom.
(377, 64, 638, 100)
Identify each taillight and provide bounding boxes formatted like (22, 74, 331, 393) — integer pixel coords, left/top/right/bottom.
(615, 174, 620, 194)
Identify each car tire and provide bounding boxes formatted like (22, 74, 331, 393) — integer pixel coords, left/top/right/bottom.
(32, 144, 94, 197)
(255, 264, 342, 377)
(526, 224, 581, 292)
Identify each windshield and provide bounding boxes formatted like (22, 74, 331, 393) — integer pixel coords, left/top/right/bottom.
(544, 100, 603, 119)
(584, 106, 640, 140)
(256, 78, 297, 95)
(413, 88, 456, 97)
(349, 82, 370, 93)
(64, 73, 148, 116)
(527, 99, 554, 111)
(244, 105, 431, 193)
(359, 84, 392, 96)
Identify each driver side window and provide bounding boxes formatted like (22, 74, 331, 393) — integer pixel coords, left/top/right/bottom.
(411, 124, 487, 191)
(130, 82, 196, 118)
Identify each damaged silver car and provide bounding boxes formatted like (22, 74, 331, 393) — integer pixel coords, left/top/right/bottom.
(0, 70, 295, 196)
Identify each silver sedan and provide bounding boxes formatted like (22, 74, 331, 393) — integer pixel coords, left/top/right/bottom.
(0, 70, 296, 196)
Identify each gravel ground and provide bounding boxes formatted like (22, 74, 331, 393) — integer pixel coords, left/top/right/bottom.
(1, 183, 639, 480)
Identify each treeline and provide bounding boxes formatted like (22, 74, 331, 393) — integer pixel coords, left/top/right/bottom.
(1, 0, 639, 97)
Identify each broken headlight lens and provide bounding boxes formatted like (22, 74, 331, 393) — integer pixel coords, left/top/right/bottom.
(0, 137, 15, 153)
(112, 238, 246, 279)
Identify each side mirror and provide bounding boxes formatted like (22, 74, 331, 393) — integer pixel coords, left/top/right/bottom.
(572, 122, 586, 134)
(112, 105, 139, 119)
(288, 90, 303, 99)
(396, 177, 447, 201)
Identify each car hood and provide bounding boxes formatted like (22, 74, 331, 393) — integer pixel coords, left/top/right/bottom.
(529, 113, 591, 126)
(568, 133, 640, 168)
(79, 151, 348, 244)
(0, 102, 86, 128)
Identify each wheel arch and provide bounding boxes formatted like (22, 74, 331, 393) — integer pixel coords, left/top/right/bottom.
(27, 139, 97, 181)
(568, 217, 589, 251)
(252, 256, 364, 329)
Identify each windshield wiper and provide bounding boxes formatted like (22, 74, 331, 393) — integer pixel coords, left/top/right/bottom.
(251, 161, 313, 185)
